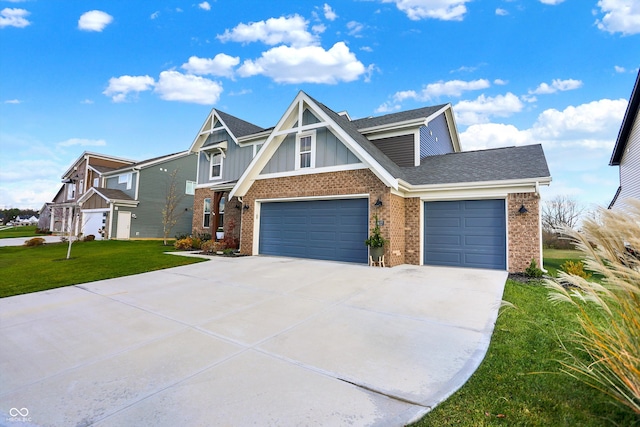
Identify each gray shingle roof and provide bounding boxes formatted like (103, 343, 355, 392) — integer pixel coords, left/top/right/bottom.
(93, 187, 134, 201)
(351, 104, 447, 130)
(217, 110, 265, 138)
(400, 144, 550, 185)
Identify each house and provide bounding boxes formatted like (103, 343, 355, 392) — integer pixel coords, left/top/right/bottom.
(78, 151, 197, 240)
(43, 152, 135, 234)
(189, 109, 268, 244)
(609, 70, 640, 211)
(192, 91, 551, 272)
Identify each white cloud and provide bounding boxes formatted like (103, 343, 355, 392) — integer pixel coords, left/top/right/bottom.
(347, 21, 364, 36)
(4, 99, 21, 104)
(324, 4, 338, 21)
(595, 0, 640, 35)
(78, 10, 113, 32)
(198, 2, 211, 11)
(57, 138, 106, 148)
(150, 11, 160, 20)
(460, 123, 533, 151)
(496, 8, 508, 16)
(218, 15, 317, 48)
(238, 42, 367, 84)
(0, 7, 30, 28)
(539, 0, 565, 4)
(154, 71, 223, 104)
(382, 0, 472, 21)
(454, 92, 524, 125)
(494, 79, 508, 85)
(103, 75, 155, 102)
(375, 102, 402, 113)
(614, 65, 626, 73)
(392, 79, 490, 102)
(531, 98, 627, 142)
(80, 99, 94, 104)
(181, 54, 240, 78)
(529, 78, 583, 95)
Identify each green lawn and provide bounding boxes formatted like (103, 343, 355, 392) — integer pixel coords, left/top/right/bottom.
(413, 280, 637, 426)
(0, 240, 206, 298)
(0, 225, 40, 238)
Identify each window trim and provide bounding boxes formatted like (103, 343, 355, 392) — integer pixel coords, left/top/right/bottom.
(203, 198, 211, 228)
(185, 180, 196, 195)
(66, 183, 76, 200)
(295, 130, 316, 170)
(209, 152, 223, 180)
(118, 173, 133, 190)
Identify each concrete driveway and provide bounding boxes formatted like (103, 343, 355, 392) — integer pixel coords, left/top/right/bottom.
(0, 256, 506, 426)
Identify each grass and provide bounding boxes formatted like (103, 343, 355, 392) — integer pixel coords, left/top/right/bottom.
(413, 280, 639, 426)
(0, 240, 206, 298)
(0, 225, 40, 238)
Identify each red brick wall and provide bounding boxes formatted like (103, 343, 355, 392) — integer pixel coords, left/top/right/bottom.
(240, 169, 403, 264)
(389, 194, 406, 265)
(192, 188, 241, 242)
(404, 197, 421, 265)
(507, 192, 541, 272)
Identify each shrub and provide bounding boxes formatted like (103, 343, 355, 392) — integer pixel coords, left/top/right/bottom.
(545, 199, 640, 415)
(525, 258, 543, 278)
(191, 237, 202, 250)
(174, 237, 193, 250)
(174, 233, 190, 241)
(560, 260, 591, 279)
(83, 234, 96, 242)
(222, 248, 234, 255)
(24, 237, 45, 247)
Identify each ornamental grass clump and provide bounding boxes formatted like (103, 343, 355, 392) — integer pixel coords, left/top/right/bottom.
(545, 199, 640, 415)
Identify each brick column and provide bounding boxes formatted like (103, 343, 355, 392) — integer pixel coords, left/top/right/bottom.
(507, 192, 541, 273)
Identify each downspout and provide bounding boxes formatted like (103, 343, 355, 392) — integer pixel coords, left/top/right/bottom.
(536, 181, 546, 272)
(108, 202, 114, 239)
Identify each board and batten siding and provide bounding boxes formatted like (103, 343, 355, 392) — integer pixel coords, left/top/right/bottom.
(197, 130, 254, 184)
(105, 172, 137, 199)
(372, 134, 415, 167)
(616, 111, 640, 209)
(261, 126, 361, 174)
(420, 113, 454, 160)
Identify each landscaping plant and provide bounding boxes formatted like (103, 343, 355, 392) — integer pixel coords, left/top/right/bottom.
(545, 199, 640, 415)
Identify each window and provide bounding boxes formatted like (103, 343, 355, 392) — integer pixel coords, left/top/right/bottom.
(78, 179, 84, 194)
(118, 173, 132, 190)
(217, 196, 225, 228)
(66, 183, 76, 200)
(93, 177, 99, 187)
(186, 180, 196, 195)
(296, 132, 315, 169)
(203, 198, 211, 228)
(210, 152, 223, 179)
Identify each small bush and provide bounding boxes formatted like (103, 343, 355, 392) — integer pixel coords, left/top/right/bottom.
(525, 258, 544, 278)
(560, 260, 591, 279)
(201, 240, 226, 253)
(83, 234, 96, 242)
(222, 248, 234, 255)
(194, 232, 211, 241)
(191, 237, 202, 250)
(174, 233, 190, 241)
(174, 237, 193, 250)
(24, 237, 45, 247)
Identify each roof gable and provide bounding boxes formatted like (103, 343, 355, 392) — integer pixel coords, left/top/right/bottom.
(610, 70, 640, 166)
(189, 109, 264, 152)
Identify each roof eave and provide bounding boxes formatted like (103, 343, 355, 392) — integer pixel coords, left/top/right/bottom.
(398, 176, 552, 193)
(610, 71, 640, 166)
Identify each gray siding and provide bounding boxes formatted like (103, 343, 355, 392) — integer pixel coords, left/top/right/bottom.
(105, 172, 137, 199)
(261, 127, 361, 174)
(302, 108, 320, 125)
(615, 112, 640, 210)
(420, 113, 454, 160)
(123, 153, 197, 239)
(372, 134, 415, 167)
(198, 130, 255, 184)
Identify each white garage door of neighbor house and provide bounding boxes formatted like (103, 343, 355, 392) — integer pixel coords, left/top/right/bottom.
(82, 212, 105, 240)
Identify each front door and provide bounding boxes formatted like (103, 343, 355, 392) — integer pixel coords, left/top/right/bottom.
(116, 211, 131, 240)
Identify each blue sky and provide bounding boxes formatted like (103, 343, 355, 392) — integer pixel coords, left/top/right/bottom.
(1, 0, 639, 210)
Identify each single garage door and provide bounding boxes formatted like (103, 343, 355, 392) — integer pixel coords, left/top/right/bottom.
(424, 199, 506, 270)
(259, 198, 368, 263)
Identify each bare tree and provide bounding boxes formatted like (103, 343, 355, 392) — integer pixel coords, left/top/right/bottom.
(542, 195, 585, 232)
(161, 169, 185, 246)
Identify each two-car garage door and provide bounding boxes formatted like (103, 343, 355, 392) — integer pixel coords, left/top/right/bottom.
(259, 198, 368, 263)
(424, 200, 506, 270)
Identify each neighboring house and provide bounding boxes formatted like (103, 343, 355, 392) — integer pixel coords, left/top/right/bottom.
(191, 91, 551, 272)
(609, 70, 640, 211)
(44, 152, 135, 234)
(189, 109, 268, 243)
(78, 151, 197, 240)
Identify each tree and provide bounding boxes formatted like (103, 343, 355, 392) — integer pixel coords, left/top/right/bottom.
(161, 169, 185, 246)
(542, 195, 584, 232)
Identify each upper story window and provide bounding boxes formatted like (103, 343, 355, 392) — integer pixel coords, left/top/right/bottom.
(66, 183, 76, 200)
(93, 177, 99, 187)
(78, 179, 84, 194)
(186, 180, 196, 195)
(210, 152, 223, 179)
(296, 131, 315, 170)
(118, 173, 132, 190)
